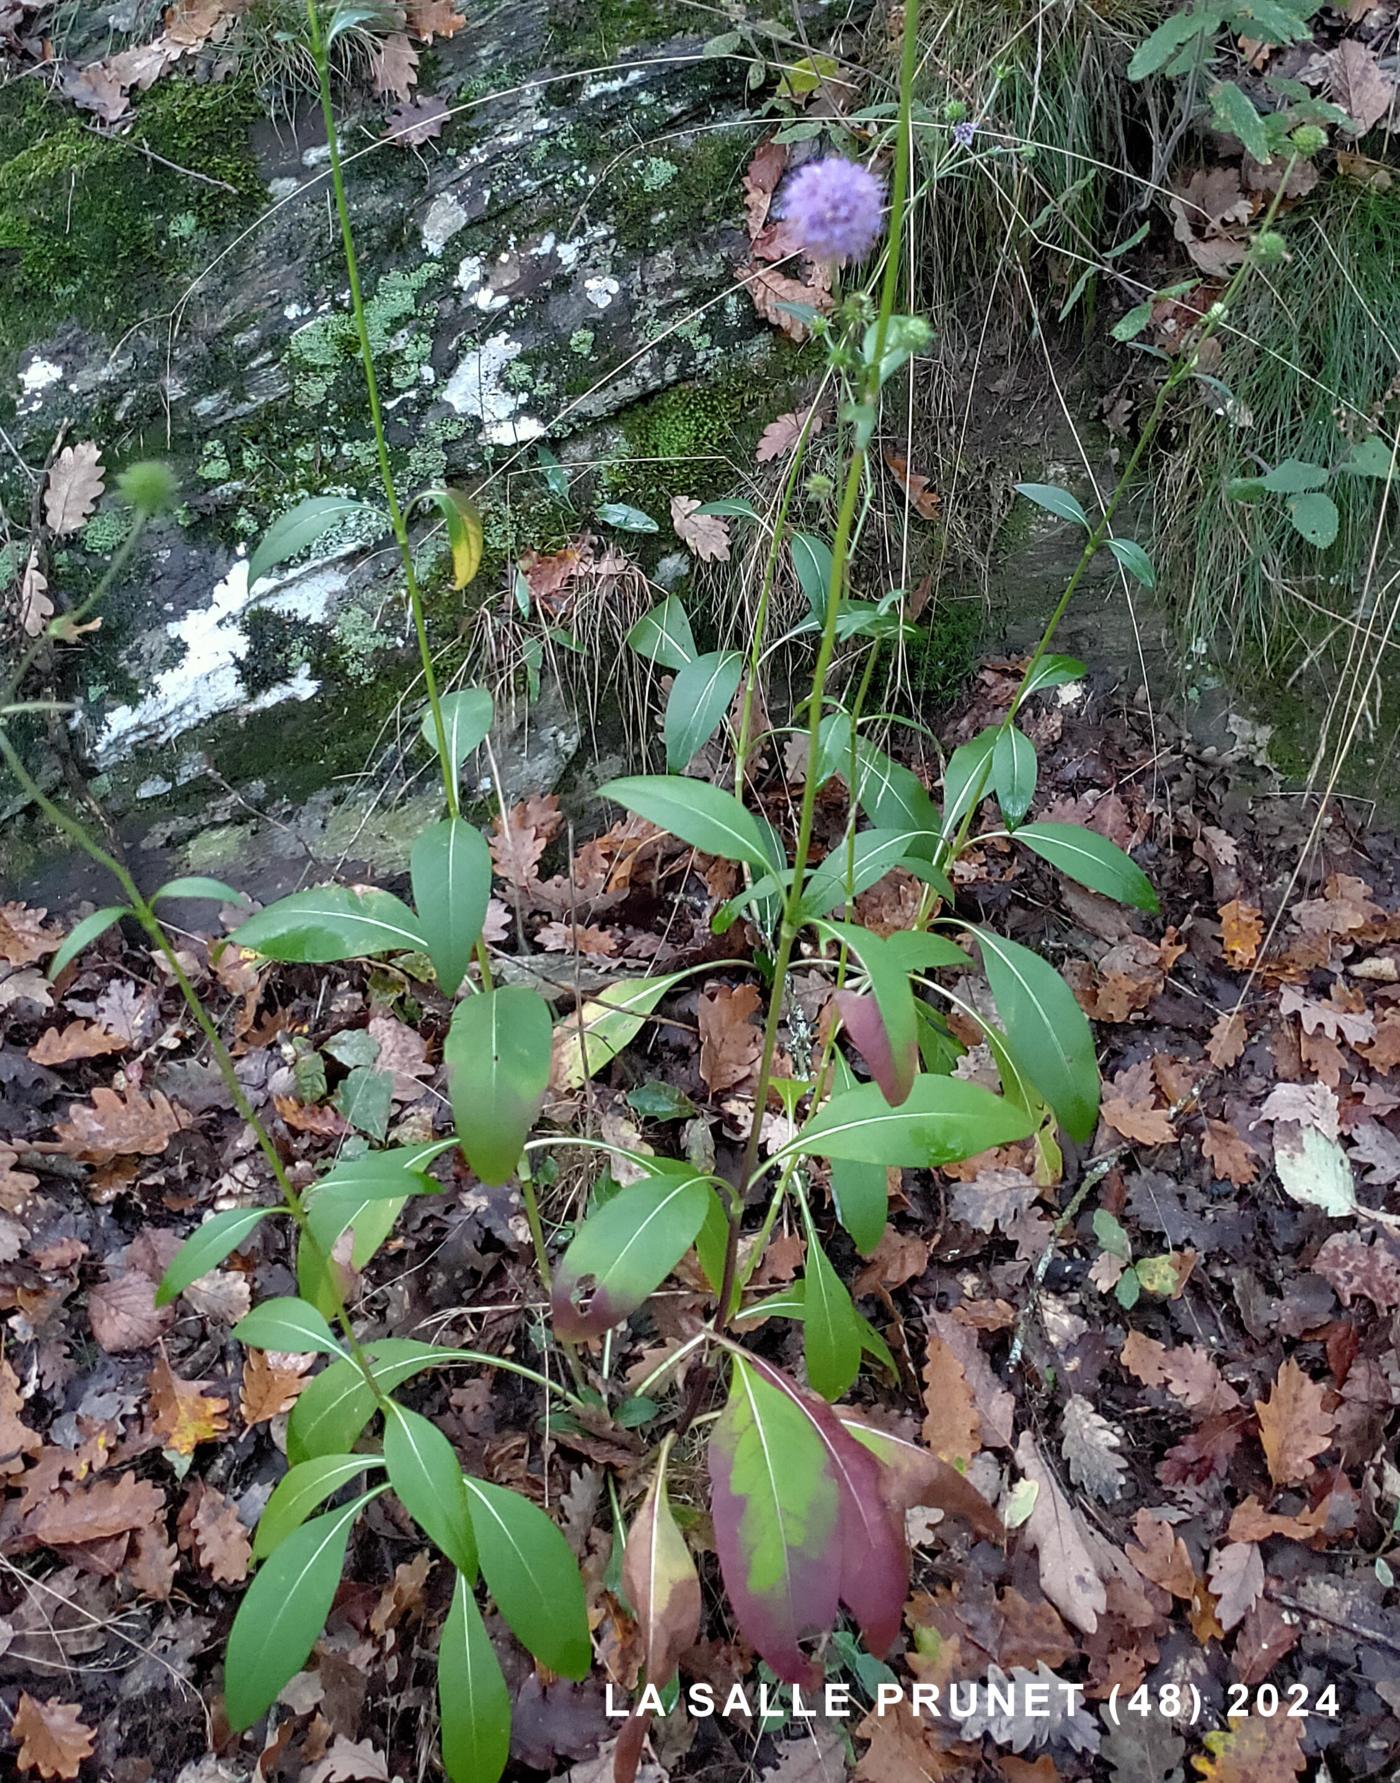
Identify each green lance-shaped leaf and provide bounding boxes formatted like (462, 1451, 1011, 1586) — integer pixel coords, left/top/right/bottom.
(784, 1073, 1035, 1168)
(1105, 536, 1156, 589)
(600, 774, 773, 875)
(156, 1207, 278, 1306)
(234, 1296, 347, 1358)
(790, 531, 834, 616)
(1014, 481, 1089, 527)
(232, 886, 426, 964)
(552, 1162, 711, 1341)
(50, 906, 128, 979)
(225, 1488, 385, 1730)
(826, 1053, 888, 1254)
(428, 687, 495, 771)
(626, 596, 697, 672)
(417, 487, 484, 589)
(254, 1455, 385, 1560)
(462, 1478, 590, 1678)
(411, 817, 492, 998)
(799, 827, 932, 921)
(735, 1281, 895, 1373)
(941, 727, 997, 837)
(384, 1402, 478, 1578)
(307, 1139, 456, 1206)
(1021, 654, 1086, 697)
(817, 920, 918, 1106)
(665, 649, 743, 771)
(551, 969, 690, 1091)
(247, 496, 385, 588)
(707, 1352, 841, 1687)
(444, 986, 552, 1184)
(739, 1353, 908, 1660)
(971, 926, 1099, 1142)
(439, 1571, 511, 1783)
(288, 1338, 461, 1464)
(1013, 820, 1158, 912)
(992, 725, 1037, 826)
(151, 875, 248, 906)
(798, 1216, 861, 1401)
(850, 743, 943, 856)
(622, 1448, 701, 1688)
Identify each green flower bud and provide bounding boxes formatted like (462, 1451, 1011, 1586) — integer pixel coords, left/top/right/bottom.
(943, 98, 968, 123)
(116, 460, 178, 515)
(804, 472, 834, 500)
(1252, 229, 1286, 263)
(1290, 124, 1327, 156)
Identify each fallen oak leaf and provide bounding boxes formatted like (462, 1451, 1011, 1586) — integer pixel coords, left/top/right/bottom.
(52, 1083, 185, 1162)
(1254, 1358, 1334, 1487)
(19, 552, 53, 638)
(1059, 1395, 1127, 1502)
(42, 442, 104, 537)
(755, 408, 822, 462)
(1328, 40, 1396, 136)
(28, 1021, 126, 1064)
(1219, 898, 1263, 968)
(179, 1480, 251, 1585)
(371, 31, 419, 100)
(148, 1351, 229, 1455)
(384, 93, 449, 145)
(1191, 1705, 1305, 1780)
(405, 0, 466, 38)
(1013, 1432, 1106, 1634)
(882, 451, 941, 519)
(11, 1694, 96, 1781)
(240, 1348, 313, 1423)
(28, 1470, 165, 1548)
(670, 495, 730, 564)
(1206, 1540, 1264, 1632)
(921, 1331, 979, 1466)
(1202, 1117, 1257, 1185)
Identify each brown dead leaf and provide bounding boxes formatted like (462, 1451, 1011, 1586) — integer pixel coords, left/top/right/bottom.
(0, 902, 62, 966)
(28, 1021, 126, 1064)
(19, 552, 52, 638)
(241, 1349, 313, 1424)
(385, 94, 449, 145)
(882, 451, 940, 520)
(12, 1694, 96, 1781)
(180, 1480, 251, 1584)
(148, 1352, 229, 1455)
(0, 1143, 39, 1215)
(1202, 1117, 1257, 1185)
(1219, 898, 1263, 968)
(406, 0, 465, 38)
(1232, 1596, 1300, 1685)
(1226, 1494, 1325, 1545)
(0, 1354, 42, 1475)
(163, 0, 235, 50)
(1101, 1073, 1176, 1147)
(1014, 1432, 1106, 1634)
(53, 1084, 185, 1162)
(1193, 1703, 1304, 1780)
(741, 138, 787, 238)
(43, 442, 105, 537)
(1125, 1510, 1196, 1599)
(1205, 1009, 1248, 1068)
(755, 408, 822, 463)
(745, 265, 832, 342)
(490, 794, 563, 890)
(1255, 1358, 1334, 1486)
(921, 1331, 979, 1465)
(273, 1093, 349, 1137)
(28, 1470, 164, 1548)
(670, 495, 730, 564)
(1169, 166, 1251, 276)
(1329, 40, 1396, 135)
(371, 32, 419, 100)
(1120, 1329, 1241, 1415)
(88, 1269, 174, 1353)
(1207, 1540, 1264, 1632)
(60, 59, 130, 122)
(697, 982, 763, 1092)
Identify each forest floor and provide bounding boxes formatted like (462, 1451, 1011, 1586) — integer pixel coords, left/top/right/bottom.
(3, 658, 1400, 1783)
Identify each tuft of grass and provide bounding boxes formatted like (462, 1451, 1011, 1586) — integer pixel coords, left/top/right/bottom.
(1160, 181, 1400, 688)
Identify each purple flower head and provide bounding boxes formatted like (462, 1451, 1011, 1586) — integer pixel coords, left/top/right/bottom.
(780, 157, 885, 264)
(952, 119, 977, 149)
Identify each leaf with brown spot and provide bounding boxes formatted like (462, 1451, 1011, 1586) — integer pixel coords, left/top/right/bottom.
(920, 1332, 979, 1466)
(53, 1084, 185, 1162)
(12, 1694, 96, 1780)
(1254, 1359, 1334, 1486)
(1206, 1541, 1264, 1632)
(240, 1349, 313, 1424)
(147, 1353, 229, 1455)
(1219, 899, 1263, 968)
(1202, 1117, 1257, 1185)
(698, 982, 763, 1092)
(43, 442, 105, 537)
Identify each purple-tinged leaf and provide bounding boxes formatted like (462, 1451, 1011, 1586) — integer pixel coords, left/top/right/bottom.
(838, 1413, 1001, 1540)
(833, 990, 909, 1106)
(707, 1354, 840, 1686)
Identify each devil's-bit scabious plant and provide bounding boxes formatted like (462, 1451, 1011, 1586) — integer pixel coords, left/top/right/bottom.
(779, 156, 886, 264)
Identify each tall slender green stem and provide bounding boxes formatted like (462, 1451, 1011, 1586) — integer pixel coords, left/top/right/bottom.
(305, 0, 492, 989)
(0, 729, 391, 1412)
(719, 0, 925, 1321)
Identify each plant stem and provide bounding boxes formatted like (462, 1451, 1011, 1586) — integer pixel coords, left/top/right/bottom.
(305, 1, 492, 990)
(0, 727, 392, 1412)
(722, 0, 925, 1311)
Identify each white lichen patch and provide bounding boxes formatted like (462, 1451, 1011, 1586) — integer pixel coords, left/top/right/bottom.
(441, 334, 543, 443)
(584, 275, 620, 310)
(97, 557, 347, 763)
(18, 356, 63, 414)
(421, 191, 470, 257)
